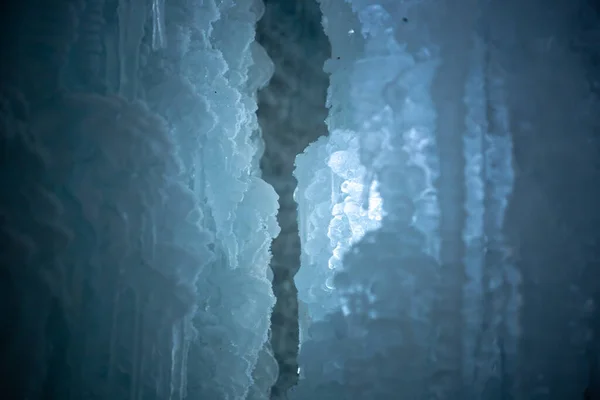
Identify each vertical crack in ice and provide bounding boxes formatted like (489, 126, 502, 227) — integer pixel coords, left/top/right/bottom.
(255, 0, 331, 397)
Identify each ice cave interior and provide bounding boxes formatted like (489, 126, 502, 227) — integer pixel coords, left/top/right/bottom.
(1, 0, 600, 399)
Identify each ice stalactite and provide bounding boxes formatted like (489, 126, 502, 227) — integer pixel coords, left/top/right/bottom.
(73, 0, 106, 90)
(292, 0, 523, 398)
(473, 5, 523, 397)
(427, 1, 475, 397)
(151, 0, 167, 50)
(479, 30, 520, 400)
(117, 0, 147, 99)
(247, 334, 279, 400)
(326, 134, 383, 272)
(5, 0, 598, 398)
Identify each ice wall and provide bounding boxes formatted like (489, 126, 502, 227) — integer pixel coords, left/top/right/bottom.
(292, 0, 524, 399)
(461, 26, 521, 397)
(5, 0, 281, 397)
(255, 1, 331, 394)
(293, 1, 442, 398)
(139, 0, 280, 398)
(496, 0, 598, 396)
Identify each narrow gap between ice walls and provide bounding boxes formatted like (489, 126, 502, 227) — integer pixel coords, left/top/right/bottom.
(255, 0, 331, 398)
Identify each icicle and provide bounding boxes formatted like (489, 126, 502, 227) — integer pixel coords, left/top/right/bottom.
(178, 316, 194, 400)
(168, 317, 194, 400)
(477, 8, 520, 396)
(151, 0, 167, 50)
(169, 322, 181, 400)
(117, 0, 148, 99)
(106, 290, 121, 396)
(130, 292, 142, 400)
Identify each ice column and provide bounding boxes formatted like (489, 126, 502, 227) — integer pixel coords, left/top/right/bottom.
(462, 32, 487, 393)
(117, 0, 147, 99)
(295, 0, 441, 319)
(154, 0, 280, 398)
(293, 1, 442, 398)
(478, 22, 521, 397)
(151, 0, 167, 50)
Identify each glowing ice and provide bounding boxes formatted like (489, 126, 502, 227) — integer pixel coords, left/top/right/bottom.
(295, 129, 383, 322)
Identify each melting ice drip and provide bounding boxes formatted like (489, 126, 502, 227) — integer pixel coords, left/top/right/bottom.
(326, 146, 383, 278)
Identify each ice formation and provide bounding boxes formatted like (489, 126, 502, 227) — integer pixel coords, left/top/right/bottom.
(3, 0, 599, 398)
(292, 0, 525, 398)
(151, 0, 167, 50)
(166, 1, 280, 398)
(295, 130, 383, 325)
(2, 0, 281, 398)
(117, 0, 148, 99)
(116, 0, 280, 398)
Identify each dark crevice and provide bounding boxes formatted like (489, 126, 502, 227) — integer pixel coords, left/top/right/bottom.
(256, 0, 330, 397)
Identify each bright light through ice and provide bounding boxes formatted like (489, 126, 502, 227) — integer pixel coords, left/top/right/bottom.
(326, 148, 383, 272)
(367, 181, 383, 222)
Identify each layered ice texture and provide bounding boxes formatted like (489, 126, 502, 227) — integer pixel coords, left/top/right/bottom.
(5, 0, 597, 399)
(293, 3, 443, 398)
(113, 0, 280, 398)
(291, 0, 527, 399)
(295, 130, 383, 325)
(102, 0, 596, 398)
(167, 2, 280, 398)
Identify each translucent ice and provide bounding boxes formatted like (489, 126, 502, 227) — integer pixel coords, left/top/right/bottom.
(295, 129, 383, 325)
(151, 0, 167, 50)
(150, 0, 279, 398)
